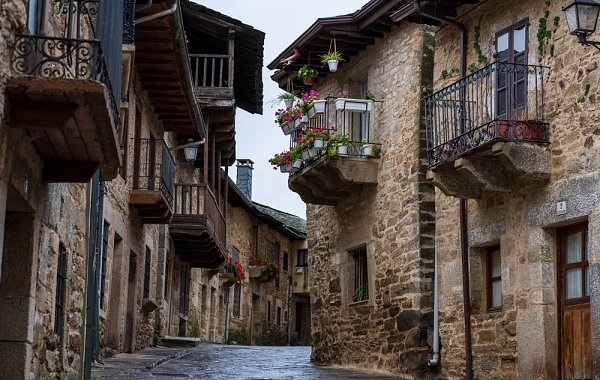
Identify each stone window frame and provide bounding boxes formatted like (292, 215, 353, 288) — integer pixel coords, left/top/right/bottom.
(486, 244, 502, 312)
(143, 246, 151, 299)
(297, 249, 308, 266)
(348, 245, 369, 304)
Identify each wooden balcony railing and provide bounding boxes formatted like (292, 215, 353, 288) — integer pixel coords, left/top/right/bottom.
(204, 186, 226, 252)
(189, 54, 233, 89)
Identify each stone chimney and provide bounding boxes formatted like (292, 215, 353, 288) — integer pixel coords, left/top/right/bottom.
(236, 159, 254, 200)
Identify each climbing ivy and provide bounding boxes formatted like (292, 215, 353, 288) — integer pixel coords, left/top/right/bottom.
(538, 2, 560, 62)
(578, 83, 591, 103)
(440, 67, 460, 80)
(472, 15, 489, 71)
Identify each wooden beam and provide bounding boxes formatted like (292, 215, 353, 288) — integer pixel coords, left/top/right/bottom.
(9, 102, 78, 129)
(42, 160, 99, 182)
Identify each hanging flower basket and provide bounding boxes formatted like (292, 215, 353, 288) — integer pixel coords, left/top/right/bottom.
(307, 100, 326, 119)
(335, 98, 372, 112)
(327, 60, 339, 72)
(294, 115, 309, 129)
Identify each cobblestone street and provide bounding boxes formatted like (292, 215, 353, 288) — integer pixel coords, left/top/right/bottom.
(92, 343, 401, 379)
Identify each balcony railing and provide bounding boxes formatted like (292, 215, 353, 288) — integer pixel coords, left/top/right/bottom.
(425, 62, 549, 167)
(123, 0, 136, 44)
(172, 183, 226, 252)
(131, 139, 176, 208)
(289, 140, 382, 175)
(190, 54, 233, 89)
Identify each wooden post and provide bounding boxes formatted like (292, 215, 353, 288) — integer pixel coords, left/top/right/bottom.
(228, 28, 235, 90)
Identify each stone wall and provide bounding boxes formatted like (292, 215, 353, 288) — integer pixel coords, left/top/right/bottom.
(430, 0, 600, 378)
(305, 22, 436, 378)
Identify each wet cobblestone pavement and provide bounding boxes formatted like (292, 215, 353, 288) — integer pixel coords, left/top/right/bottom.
(92, 343, 401, 379)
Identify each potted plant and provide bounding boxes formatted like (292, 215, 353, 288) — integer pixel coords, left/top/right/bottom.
(320, 50, 345, 72)
(360, 138, 373, 156)
(277, 91, 297, 109)
(296, 90, 322, 126)
(335, 89, 374, 112)
(352, 283, 368, 302)
(297, 65, 318, 86)
(337, 134, 349, 155)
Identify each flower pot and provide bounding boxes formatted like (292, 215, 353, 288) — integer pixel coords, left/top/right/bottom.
(314, 138, 324, 149)
(303, 77, 314, 86)
(294, 115, 309, 129)
(361, 144, 373, 156)
(335, 98, 372, 112)
(338, 144, 348, 155)
(491, 120, 510, 138)
(284, 98, 294, 109)
(281, 121, 295, 135)
(327, 60, 339, 72)
(279, 165, 288, 173)
(307, 100, 326, 119)
(290, 159, 303, 171)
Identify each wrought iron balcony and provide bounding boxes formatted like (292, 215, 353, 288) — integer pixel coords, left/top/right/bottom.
(286, 140, 382, 206)
(425, 62, 551, 198)
(425, 62, 549, 167)
(129, 139, 176, 223)
(169, 184, 226, 268)
(123, 0, 136, 44)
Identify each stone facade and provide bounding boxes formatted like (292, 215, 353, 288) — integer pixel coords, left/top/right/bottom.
(431, 1, 600, 379)
(272, 0, 600, 379)
(291, 22, 437, 377)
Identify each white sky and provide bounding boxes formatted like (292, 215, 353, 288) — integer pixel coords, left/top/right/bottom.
(195, 0, 369, 219)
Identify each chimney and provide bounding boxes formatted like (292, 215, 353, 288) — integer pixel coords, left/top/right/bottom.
(236, 159, 254, 200)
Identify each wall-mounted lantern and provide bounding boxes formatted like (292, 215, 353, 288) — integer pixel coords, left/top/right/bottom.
(183, 138, 198, 162)
(563, 0, 600, 49)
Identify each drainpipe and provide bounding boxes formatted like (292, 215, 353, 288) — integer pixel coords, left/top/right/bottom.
(225, 288, 230, 342)
(136, 1, 178, 25)
(287, 281, 293, 345)
(428, 239, 440, 366)
(399, 2, 471, 376)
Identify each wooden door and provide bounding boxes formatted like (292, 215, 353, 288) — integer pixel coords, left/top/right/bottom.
(559, 223, 591, 379)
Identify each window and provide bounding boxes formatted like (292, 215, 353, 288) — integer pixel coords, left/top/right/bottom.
(297, 249, 308, 266)
(231, 246, 240, 262)
(560, 224, 589, 302)
(360, 78, 370, 140)
(495, 19, 528, 119)
(143, 247, 151, 299)
(267, 301, 272, 323)
(277, 307, 282, 326)
(180, 266, 190, 316)
(486, 245, 502, 311)
(233, 283, 241, 319)
(283, 253, 289, 272)
(100, 221, 109, 310)
(54, 243, 67, 337)
(350, 246, 368, 302)
(266, 240, 279, 265)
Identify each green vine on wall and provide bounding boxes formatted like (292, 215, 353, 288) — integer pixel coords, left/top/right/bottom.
(440, 67, 460, 80)
(470, 15, 489, 72)
(538, 2, 560, 62)
(578, 83, 591, 103)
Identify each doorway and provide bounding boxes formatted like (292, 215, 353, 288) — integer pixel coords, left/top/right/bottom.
(558, 222, 591, 379)
(123, 250, 137, 353)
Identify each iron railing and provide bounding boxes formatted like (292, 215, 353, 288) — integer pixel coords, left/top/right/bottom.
(131, 139, 176, 208)
(123, 0, 136, 44)
(189, 54, 233, 88)
(425, 62, 549, 167)
(12, 0, 124, 132)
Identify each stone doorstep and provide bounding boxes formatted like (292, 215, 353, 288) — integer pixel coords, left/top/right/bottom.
(91, 347, 190, 373)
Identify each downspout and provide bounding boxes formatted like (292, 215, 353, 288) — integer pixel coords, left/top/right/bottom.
(136, 1, 177, 25)
(287, 281, 293, 345)
(428, 239, 440, 366)
(404, 2, 471, 375)
(225, 288, 230, 342)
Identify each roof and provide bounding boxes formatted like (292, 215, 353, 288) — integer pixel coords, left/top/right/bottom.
(181, 0, 265, 115)
(227, 177, 307, 240)
(268, 0, 481, 89)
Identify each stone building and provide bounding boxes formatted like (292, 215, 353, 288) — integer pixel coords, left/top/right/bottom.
(269, 0, 599, 379)
(0, 0, 267, 379)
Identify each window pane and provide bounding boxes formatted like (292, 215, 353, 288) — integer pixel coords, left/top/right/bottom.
(586, 266, 590, 296)
(565, 268, 583, 299)
(514, 26, 526, 54)
(491, 249, 501, 277)
(565, 232, 583, 264)
(491, 279, 502, 308)
(496, 33, 509, 62)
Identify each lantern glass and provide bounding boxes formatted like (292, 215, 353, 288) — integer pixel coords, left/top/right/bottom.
(184, 139, 198, 161)
(563, 0, 600, 35)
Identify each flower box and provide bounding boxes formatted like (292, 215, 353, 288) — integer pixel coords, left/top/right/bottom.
(301, 148, 319, 160)
(281, 121, 300, 135)
(294, 115, 309, 129)
(335, 98, 372, 112)
(307, 100, 326, 119)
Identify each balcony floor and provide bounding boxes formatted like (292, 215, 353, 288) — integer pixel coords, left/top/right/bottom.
(130, 190, 173, 224)
(6, 76, 121, 182)
(288, 155, 379, 206)
(169, 214, 225, 268)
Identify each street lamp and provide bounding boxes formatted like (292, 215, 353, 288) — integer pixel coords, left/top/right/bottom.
(183, 138, 198, 162)
(563, 0, 600, 49)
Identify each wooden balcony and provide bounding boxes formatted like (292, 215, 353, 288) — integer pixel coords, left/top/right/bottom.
(288, 141, 381, 206)
(425, 62, 551, 199)
(129, 139, 175, 224)
(7, 34, 121, 182)
(169, 184, 226, 268)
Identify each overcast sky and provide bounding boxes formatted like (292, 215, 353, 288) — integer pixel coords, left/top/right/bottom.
(195, 0, 368, 219)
